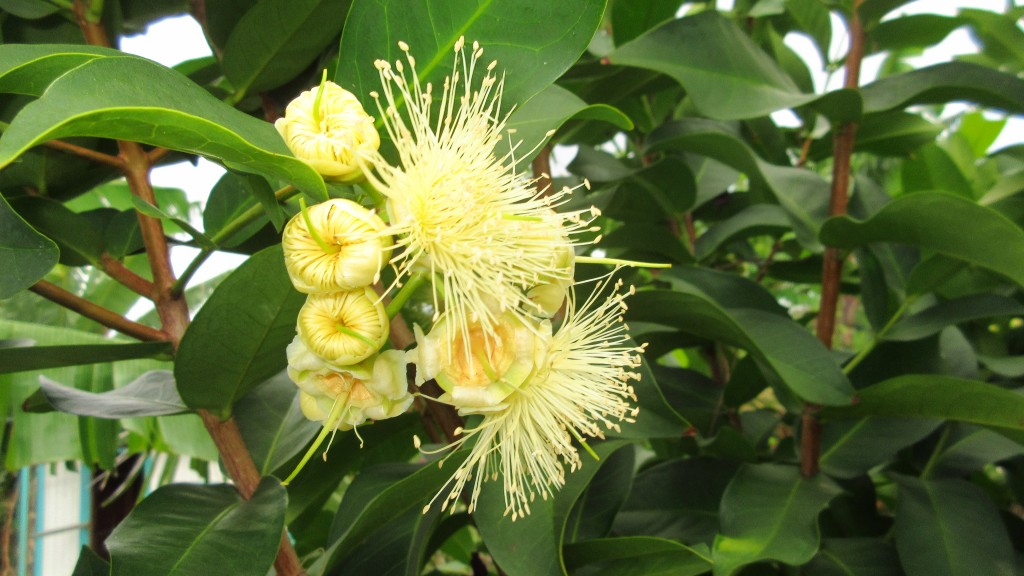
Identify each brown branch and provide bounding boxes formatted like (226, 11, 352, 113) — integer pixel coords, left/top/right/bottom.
(803, 1, 866, 479)
(29, 280, 168, 342)
(1, 478, 18, 576)
(70, 12, 305, 574)
(532, 145, 553, 195)
(147, 147, 172, 164)
(44, 140, 123, 168)
(99, 254, 156, 298)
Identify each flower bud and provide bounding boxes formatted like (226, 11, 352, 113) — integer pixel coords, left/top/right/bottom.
(275, 81, 380, 183)
(410, 312, 551, 413)
(297, 287, 389, 365)
(287, 338, 412, 430)
(522, 219, 575, 317)
(282, 198, 393, 294)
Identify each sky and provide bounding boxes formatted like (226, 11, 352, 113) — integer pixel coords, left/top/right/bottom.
(115, 1, 1023, 291)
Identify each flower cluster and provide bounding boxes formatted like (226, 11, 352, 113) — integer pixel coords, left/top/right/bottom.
(276, 38, 659, 517)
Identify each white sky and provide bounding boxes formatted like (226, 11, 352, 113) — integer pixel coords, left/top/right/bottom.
(116, 2, 1023, 292)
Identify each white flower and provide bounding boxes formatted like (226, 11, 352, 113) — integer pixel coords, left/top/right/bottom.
(416, 276, 643, 520)
(275, 80, 380, 183)
(296, 287, 389, 365)
(282, 198, 392, 294)
(359, 38, 598, 345)
(287, 337, 412, 431)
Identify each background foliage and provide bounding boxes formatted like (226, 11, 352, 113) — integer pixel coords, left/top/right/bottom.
(2, 0, 1024, 574)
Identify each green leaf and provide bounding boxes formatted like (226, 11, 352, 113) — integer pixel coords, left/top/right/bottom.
(130, 196, 216, 250)
(0, 341, 172, 375)
(203, 172, 271, 249)
(695, 204, 790, 261)
(0, 193, 58, 298)
(566, 444, 635, 542)
(820, 192, 1024, 289)
(819, 417, 941, 479)
(610, 12, 855, 121)
(563, 537, 711, 576)
(600, 224, 691, 264)
(804, 538, 902, 576)
(611, 0, 683, 46)
(661, 266, 788, 316)
(496, 84, 633, 168)
(885, 294, 1024, 341)
(336, 0, 607, 122)
(0, 56, 328, 202)
(934, 423, 1024, 475)
(317, 451, 470, 572)
(0, 44, 120, 96)
(647, 118, 830, 250)
(175, 245, 305, 415)
(71, 545, 110, 576)
(823, 375, 1024, 445)
(868, 14, 963, 54)
(8, 196, 103, 266)
(893, 475, 1016, 576)
(473, 441, 631, 576)
(106, 478, 287, 576)
(627, 288, 854, 405)
(712, 463, 842, 576)
(613, 457, 738, 543)
(785, 0, 831, 62)
(860, 62, 1024, 115)
(30, 370, 187, 417)
(222, 0, 349, 100)
(234, 372, 319, 475)
(809, 111, 943, 160)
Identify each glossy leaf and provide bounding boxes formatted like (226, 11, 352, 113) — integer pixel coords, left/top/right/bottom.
(861, 62, 1024, 115)
(0, 44, 119, 96)
(0, 341, 172, 375)
(695, 204, 790, 261)
(893, 475, 1016, 576)
(935, 423, 1024, 475)
(611, 0, 683, 46)
(885, 294, 1024, 341)
(107, 478, 287, 576)
(611, 12, 827, 120)
(823, 375, 1024, 444)
(868, 14, 963, 54)
(473, 441, 631, 576)
(8, 196, 103, 267)
(627, 288, 854, 405)
(0, 193, 58, 298)
(222, 0, 349, 99)
(30, 370, 186, 417)
(804, 538, 902, 576)
(563, 537, 711, 576)
(336, 0, 607, 120)
(819, 417, 941, 479)
(71, 546, 110, 576)
(647, 118, 831, 249)
(175, 245, 305, 415)
(234, 372, 319, 475)
(821, 193, 1024, 289)
(712, 463, 842, 576)
(0, 56, 328, 201)
(318, 451, 470, 571)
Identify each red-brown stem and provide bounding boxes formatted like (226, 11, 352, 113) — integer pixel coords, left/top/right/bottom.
(29, 280, 167, 342)
(99, 254, 156, 298)
(532, 145, 553, 195)
(44, 139, 123, 168)
(803, 2, 866, 478)
(147, 147, 172, 164)
(71, 10, 305, 573)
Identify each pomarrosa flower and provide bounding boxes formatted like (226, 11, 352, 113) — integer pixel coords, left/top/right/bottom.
(411, 311, 550, 412)
(416, 275, 643, 520)
(275, 80, 380, 183)
(287, 337, 412, 431)
(282, 198, 392, 294)
(359, 38, 599, 344)
(296, 287, 390, 365)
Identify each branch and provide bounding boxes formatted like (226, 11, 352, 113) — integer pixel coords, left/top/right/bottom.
(99, 253, 156, 298)
(44, 139, 123, 168)
(29, 280, 167, 342)
(803, 1, 866, 479)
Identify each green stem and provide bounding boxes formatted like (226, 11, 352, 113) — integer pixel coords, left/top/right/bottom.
(86, 0, 103, 21)
(312, 69, 328, 127)
(920, 423, 952, 480)
(281, 393, 350, 485)
(336, 323, 377, 348)
(358, 181, 387, 216)
(568, 427, 600, 462)
(842, 296, 916, 375)
(385, 273, 428, 319)
(576, 255, 672, 269)
(300, 197, 340, 254)
(171, 186, 299, 296)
